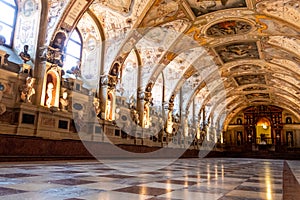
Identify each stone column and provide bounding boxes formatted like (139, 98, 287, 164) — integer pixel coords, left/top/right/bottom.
(99, 74, 117, 120)
(33, 3, 49, 106)
(136, 87, 145, 127)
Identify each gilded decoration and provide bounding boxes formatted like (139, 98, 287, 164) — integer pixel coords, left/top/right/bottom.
(234, 74, 266, 86)
(183, 66, 197, 79)
(215, 42, 259, 63)
(255, 16, 300, 35)
(206, 20, 252, 37)
(186, 0, 247, 17)
(246, 93, 270, 99)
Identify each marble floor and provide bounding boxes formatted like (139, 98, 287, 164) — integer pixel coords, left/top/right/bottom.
(0, 158, 298, 200)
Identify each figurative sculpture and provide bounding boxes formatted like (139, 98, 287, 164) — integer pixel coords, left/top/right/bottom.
(20, 77, 35, 103)
(59, 91, 69, 111)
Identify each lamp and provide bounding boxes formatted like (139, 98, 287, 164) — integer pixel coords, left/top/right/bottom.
(262, 123, 268, 130)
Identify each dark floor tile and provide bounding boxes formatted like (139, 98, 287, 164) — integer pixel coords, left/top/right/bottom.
(218, 196, 264, 200)
(186, 174, 213, 179)
(235, 185, 282, 193)
(146, 197, 181, 200)
(0, 173, 38, 178)
(225, 175, 250, 179)
(142, 171, 162, 175)
(55, 170, 84, 174)
(47, 178, 96, 186)
(188, 186, 231, 194)
(157, 179, 197, 186)
(94, 168, 113, 171)
(114, 186, 172, 196)
(245, 179, 282, 184)
(64, 198, 85, 200)
(99, 174, 136, 179)
(0, 187, 26, 196)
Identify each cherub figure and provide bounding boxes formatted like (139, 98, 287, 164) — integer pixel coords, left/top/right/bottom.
(46, 82, 54, 108)
(20, 77, 35, 103)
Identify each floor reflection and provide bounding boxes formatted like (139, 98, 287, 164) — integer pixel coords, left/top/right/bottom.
(0, 158, 292, 200)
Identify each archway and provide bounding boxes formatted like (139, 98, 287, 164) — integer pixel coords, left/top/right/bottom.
(256, 117, 271, 144)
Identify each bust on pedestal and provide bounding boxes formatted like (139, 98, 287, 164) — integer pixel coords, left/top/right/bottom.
(19, 45, 32, 75)
(59, 91, 69, 112)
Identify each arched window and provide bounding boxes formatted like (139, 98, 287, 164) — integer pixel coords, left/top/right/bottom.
(0, 0, 17, 46)
(237, 118, 242, 125)
(286, 117, 292, 124)
(64, 29, 82, 73)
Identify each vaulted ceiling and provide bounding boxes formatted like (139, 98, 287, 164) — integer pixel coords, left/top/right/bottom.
(55, 0, 300, 128)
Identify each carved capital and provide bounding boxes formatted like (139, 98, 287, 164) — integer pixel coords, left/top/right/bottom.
(144, 91, 152, 102)
(100, 75, 109, 86)
(101, 75, 117, 88)
(137, 89, 145, 100)
(108, 75, 117, 87)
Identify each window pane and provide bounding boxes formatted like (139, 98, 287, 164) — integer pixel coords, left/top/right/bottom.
(4, 0, 16, 6)
(64, 30, 82, 72)
(66, 40, 81, 57)
(64, 56, 79, 71)
(0, 22, 12, 45)
(70, 30, 81, 43)
(0, 1, 15, 25)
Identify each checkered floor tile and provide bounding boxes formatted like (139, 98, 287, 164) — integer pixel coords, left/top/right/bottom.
(0, 158, 298, 199)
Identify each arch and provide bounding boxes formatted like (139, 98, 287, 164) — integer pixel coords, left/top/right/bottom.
(41, 65, 61, 108)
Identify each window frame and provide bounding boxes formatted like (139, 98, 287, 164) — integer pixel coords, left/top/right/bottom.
(0, 0, 17, 47)
(64, 28, 83, 71)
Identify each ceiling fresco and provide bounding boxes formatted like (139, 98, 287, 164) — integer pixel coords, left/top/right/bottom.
(206, 20, 252, 37)
(243, 86, 267, 91)
(50, 0, 300, 129)
(245, 93, 270, 99)
(214, 42, 260, 63)
(186, 0, 247, 17)
(234, 74, 266, 86)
